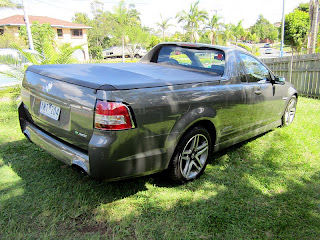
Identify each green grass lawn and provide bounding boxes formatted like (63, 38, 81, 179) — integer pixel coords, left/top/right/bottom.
(1, 91, 320, 239)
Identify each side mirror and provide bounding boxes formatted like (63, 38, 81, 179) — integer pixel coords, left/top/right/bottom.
(272, 75, 285, 85)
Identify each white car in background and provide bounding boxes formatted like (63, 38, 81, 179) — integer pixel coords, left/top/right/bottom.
(265, 48, 273, 54)
(102, 45, 148, 59)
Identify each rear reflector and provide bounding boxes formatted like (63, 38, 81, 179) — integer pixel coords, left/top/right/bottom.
(95, 101, 134, 130)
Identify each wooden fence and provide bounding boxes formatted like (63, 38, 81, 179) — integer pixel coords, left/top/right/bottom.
(262, 53, 320, 98)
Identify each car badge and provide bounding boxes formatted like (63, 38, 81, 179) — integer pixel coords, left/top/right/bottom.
(44, 82, 53, 92)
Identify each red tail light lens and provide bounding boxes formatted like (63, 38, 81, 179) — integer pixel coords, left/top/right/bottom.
(95, 101, 134, 130)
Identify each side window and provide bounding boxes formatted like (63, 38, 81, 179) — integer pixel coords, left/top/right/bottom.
(238, 53, 270, 82)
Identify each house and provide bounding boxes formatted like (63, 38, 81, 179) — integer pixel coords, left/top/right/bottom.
(0, 15, 91, 60)
(274, 22, 281, 28)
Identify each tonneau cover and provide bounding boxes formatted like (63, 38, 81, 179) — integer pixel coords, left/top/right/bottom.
(27, 63, 220, 90)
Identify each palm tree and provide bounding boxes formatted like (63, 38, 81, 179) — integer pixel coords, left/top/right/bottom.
(109, 0, 140, 62)
(221, 23, 233, 45)
(206, 15, 222, 45)
(0, 0, 21, 8)
(231, 20, 244, 47)
(176, 1, 208, 42)
(0, 41, 82, 82)
(156, 15, 173, 42)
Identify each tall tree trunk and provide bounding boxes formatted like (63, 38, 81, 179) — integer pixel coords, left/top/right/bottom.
(211, 31, 215, 45)
(308, 0, 319, 54)
(162, 29, 165, 42)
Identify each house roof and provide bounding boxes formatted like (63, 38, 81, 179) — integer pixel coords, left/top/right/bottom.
(0, 15, 91, 29)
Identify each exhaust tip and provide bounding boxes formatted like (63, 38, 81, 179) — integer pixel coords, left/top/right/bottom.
(71, 164, 87, 175)
(71, 159, 89, 176)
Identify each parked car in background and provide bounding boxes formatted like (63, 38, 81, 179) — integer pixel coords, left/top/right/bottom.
(265, 48, 273, 54)
(264, 43, 271, 48)
(102, 45, 147, 59)
(19, 42, 297, 183)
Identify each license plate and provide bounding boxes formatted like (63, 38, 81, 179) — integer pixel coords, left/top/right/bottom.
(39, 100, 61, 121)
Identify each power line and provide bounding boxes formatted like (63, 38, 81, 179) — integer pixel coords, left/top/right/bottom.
(32, 0, 78, 13)
(31, 0, 147, 13)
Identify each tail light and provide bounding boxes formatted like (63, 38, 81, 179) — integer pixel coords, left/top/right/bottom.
(94, 101, 135, 130)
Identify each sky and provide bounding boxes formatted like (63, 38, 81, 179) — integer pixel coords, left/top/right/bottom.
(0, 0, 309, 31)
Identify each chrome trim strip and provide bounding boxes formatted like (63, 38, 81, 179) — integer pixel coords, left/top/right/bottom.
(24, 122, 90, 174)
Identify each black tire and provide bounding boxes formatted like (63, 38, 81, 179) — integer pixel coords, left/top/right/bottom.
(282, 95, 297, 126)
(168, 126, 212, 183)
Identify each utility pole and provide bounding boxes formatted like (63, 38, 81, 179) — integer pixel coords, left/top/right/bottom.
(212, 9, 222, 16)
(280, 0, 285, 57)
(22, 0, 34, 50)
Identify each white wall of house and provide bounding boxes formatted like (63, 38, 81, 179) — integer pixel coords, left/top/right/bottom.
(2, 26, 90, 61)
(53, 27, 89, 61)
(5, 26, 19, 37)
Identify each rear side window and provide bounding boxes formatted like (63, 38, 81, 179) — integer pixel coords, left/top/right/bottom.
(156, 46, 225, 76)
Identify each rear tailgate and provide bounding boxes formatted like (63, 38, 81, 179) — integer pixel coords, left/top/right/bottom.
(21, 70, 97, 151)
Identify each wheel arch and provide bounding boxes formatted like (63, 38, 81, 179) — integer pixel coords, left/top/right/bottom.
(188, 120, 217, 147)
(164, 118, 217, 169)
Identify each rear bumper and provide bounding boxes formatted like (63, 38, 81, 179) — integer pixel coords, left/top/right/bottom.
(23, 121, 90, 174)
(18, 102, 169, 180)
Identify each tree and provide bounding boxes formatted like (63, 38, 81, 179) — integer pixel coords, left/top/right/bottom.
(249, 33, 260, 55)
(267, 27, 279, 43)
(108, 0, 141, 62)
(125, 25, 150, 60)
(297, 2, 309, 12)
(108, 1, 141, 62)
(0, 0, 21, 8)
(221, 23, 233, 45)
(73, 3, 112, 59)
(284, 9, 310, 54)
(72, 12, 90, 26)
(250, 14, 278, 42)
(250, 33, 259, 45)
(91, 0, 104, 17)
(156, 15, 173, 42)
(176, 1, 208, 42)
(19, 22, 55, 55)
(206, 15, 222, 45)
(127, 3, 141, 24)
(0, 28, 26, 48)
(147, 34, 161, 50)
(231, 20, 244, 47)
(0, 40, 81, 82)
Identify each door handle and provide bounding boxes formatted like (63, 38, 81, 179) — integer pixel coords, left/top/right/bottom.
(255, 90, 262, 95)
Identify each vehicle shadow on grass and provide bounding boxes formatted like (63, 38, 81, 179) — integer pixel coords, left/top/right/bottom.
(1, 130, 320, 239)
(0, 138, 154, 236)
(96, 130, 320, 239)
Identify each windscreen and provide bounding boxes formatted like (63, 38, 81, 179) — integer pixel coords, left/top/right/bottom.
(156, 46, 225, 76)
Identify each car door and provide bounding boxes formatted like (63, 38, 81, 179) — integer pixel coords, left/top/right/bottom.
(237, 52, 284, 129)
